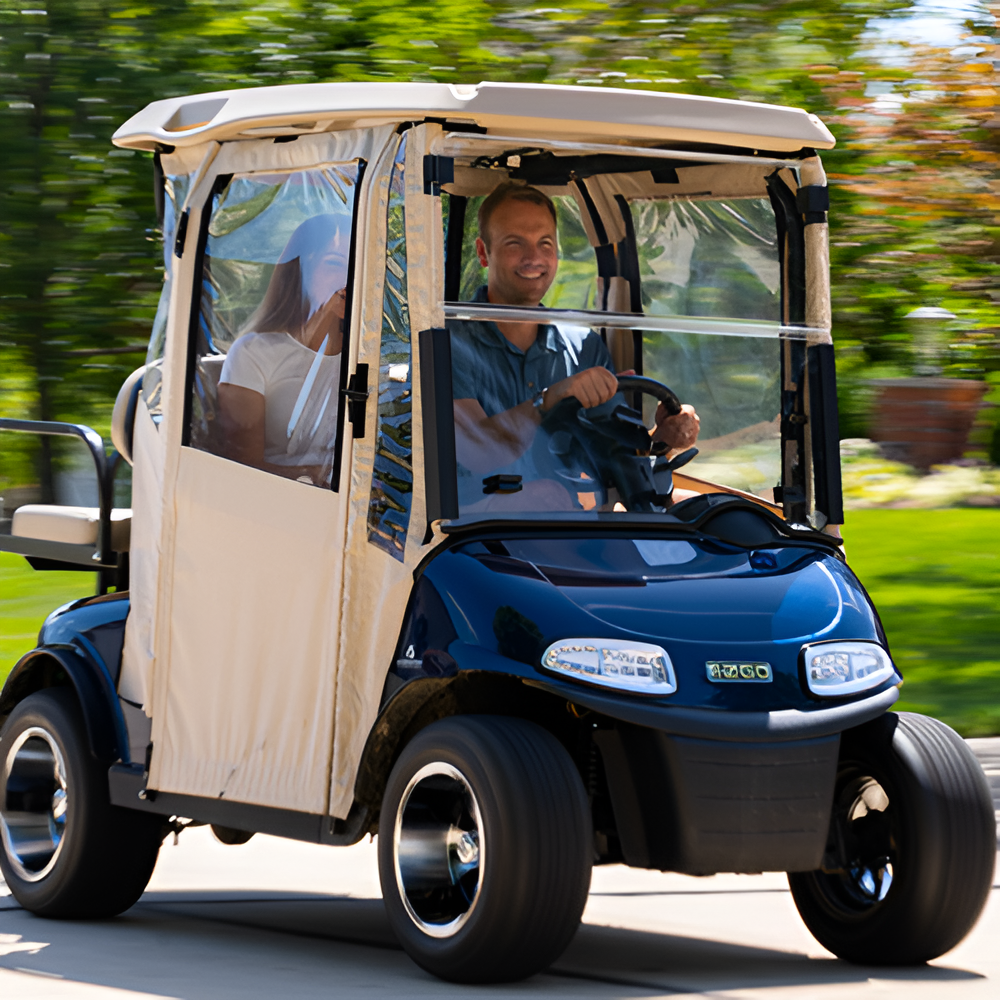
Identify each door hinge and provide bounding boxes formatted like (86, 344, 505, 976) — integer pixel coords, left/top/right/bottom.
(342, 364, 370, 438)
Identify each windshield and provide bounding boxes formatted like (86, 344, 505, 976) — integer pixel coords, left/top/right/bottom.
(447, 322, 782, 517)
(437, 141, 811, 525)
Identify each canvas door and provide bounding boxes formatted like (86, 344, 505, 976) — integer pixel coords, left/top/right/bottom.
(150, 159, 363, 813)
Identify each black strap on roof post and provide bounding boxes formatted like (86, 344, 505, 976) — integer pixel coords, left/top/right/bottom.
(331, 158, 369, 491)
(614, 195, 643, 316)
(173, 209, 189, 258)
(574, 178, 609, 246)
(423, 155, 454, 196)
(766, 170, 809, 525)
(444, 195, 467, 303)
(808, 343, 844, 526)
(614, 194, 644, 387)
(423, 118, 488, 135)
(153, 151, 165, 231)
(796, 185, 830, 226)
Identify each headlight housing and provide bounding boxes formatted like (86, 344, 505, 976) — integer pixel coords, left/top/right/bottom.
(801, 641, 899, 698)
(541, 638, 677, 696)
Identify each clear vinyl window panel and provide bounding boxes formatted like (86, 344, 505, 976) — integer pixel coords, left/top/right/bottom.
(189, 163, 360, 488)
(630, 197, 780, 322)
(632, 195, 781, 501)
(642, 332, 780, 500)
(368, 137, 413, 560)
(143, 171, 191, 421)
(449, 325, 780, 518)
(440, 159, 788, 521)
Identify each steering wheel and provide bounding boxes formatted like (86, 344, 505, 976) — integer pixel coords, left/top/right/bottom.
(533, 373, 698, 512)
(616, 375, 681, 419)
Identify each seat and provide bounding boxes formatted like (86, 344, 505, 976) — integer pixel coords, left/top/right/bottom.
(11, 505, 132, 551)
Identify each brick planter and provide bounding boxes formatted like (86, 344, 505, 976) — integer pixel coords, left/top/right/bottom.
(870, 377, 988, 470)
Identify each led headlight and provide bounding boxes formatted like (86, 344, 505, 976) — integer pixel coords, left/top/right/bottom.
(801, 641, 899, 698)
(541, 638, 677, 696)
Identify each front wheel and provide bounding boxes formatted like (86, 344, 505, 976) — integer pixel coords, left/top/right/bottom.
(378, 715, 592, 983)
(0, 688, 166, 917)
(789, 712, 995, 964)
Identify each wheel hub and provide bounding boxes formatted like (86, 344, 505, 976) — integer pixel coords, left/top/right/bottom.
(822, 774, 895, 910)
(0, 727, 69, 882)
(393, 762, 484, 938)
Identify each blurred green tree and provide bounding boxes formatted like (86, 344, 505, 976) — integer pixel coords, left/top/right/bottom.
(1, 0, 996, 491)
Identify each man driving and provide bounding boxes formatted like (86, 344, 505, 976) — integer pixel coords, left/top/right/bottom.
(449, 181, 700, 510)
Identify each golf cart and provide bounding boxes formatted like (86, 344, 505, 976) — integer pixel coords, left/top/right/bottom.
(1, 82, 994, 983)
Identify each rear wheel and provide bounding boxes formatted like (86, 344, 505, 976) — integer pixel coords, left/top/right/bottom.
(378, 715, 592, 983)
(0, 688, 165, 917)
(789, 712, 995, 964)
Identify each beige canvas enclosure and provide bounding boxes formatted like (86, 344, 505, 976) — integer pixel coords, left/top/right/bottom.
(115, 83, 834, 822)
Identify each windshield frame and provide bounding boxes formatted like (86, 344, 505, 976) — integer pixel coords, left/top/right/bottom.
(419, 134, 842, 536)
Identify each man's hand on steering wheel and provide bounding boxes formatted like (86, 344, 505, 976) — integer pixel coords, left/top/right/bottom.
(653, 402, 700, 451)
(541, 366, 618, 412)
(542, 367, 701, 451)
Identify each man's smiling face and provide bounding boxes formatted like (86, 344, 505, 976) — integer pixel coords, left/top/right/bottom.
(476, 198, 558, 307)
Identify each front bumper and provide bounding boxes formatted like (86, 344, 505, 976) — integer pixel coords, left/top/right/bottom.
(596, 726, 841, 875)
(545, 681, 898, 874)
(531, 676, 899, 742)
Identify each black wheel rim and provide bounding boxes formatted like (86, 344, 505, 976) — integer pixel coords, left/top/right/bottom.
(812, 767, 896, 915)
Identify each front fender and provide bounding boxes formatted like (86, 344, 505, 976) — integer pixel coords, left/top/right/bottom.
(0, 644, 127, 762)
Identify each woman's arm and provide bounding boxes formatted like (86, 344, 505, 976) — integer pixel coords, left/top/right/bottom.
(217, 382, 327, 484)
(218, 383, 267, 468)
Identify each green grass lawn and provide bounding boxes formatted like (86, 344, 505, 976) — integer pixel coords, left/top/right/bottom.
(2, 510, 999, 735)
(843, 509, 1000, 737)
(1, 552, 96, 684)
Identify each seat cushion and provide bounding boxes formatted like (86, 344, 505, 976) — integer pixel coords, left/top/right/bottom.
(11, 505, 132, 551)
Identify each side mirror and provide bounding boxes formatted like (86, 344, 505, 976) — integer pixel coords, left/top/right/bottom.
(110, 365, 147, 466)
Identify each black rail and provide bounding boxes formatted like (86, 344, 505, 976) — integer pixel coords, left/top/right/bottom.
(0, 418, 119, 582)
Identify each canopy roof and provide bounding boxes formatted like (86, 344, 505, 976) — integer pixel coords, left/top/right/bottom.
(112, 81, 835, 153)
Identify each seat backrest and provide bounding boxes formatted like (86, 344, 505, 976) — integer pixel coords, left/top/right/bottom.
(190, 354, 229, 455)
(200, 353, 226, 393)
(111, 364, 148, 465)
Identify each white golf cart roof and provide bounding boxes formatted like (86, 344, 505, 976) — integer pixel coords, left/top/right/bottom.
(112, 81, 835, 153)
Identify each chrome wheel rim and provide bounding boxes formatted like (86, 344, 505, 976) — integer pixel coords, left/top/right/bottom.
(393, 762, 484, 938)
(1, 727, 69, 882)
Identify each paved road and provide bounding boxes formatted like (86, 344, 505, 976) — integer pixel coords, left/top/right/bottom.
(1, 741, 998, 999)
(968, 738, 1000, 840)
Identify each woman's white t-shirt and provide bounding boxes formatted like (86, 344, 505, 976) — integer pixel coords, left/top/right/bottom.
(219, 332, 342, 468)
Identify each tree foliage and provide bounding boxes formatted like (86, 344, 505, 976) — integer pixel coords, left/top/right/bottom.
(1, 0, 997, 478)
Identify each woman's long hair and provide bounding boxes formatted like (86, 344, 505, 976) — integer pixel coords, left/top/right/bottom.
(239, 213, 348, 342)
(242, 257, 306, 339)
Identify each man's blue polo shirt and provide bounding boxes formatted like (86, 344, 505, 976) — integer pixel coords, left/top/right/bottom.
(448, 286, 616, 505)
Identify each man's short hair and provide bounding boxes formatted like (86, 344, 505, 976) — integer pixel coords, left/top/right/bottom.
(478, 182, 557, 247)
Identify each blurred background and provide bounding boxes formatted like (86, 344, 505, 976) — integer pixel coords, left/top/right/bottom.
(1, 0, 998, 731)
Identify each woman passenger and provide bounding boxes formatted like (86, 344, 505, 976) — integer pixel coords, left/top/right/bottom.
(217, 214, 348, 486)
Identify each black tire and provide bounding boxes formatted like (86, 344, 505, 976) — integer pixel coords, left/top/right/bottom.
(377, 715, 592, 983)
(789, 711, 995, 964)
(0, 688, 166, 917)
